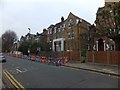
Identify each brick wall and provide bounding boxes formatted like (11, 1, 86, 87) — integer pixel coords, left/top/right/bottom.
(63, 51, 80, 61)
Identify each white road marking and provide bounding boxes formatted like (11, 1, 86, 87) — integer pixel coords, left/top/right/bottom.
(16, 68, 27, 73)
(16, 69, 23, 73)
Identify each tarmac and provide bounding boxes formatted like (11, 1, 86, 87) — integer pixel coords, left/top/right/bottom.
(1, 54, 119, 88)
(63, 61, 119, 77)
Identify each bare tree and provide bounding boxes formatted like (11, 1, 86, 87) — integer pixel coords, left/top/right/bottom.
(2, 30, 17, 52)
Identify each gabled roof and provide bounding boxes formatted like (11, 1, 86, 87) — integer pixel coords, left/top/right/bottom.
(47, 12, 91, 31)
(67, 12, 80, 19)
(67, 12, 91, 25)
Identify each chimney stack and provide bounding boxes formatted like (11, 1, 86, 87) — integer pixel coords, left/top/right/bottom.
(61, 16, 64, 22)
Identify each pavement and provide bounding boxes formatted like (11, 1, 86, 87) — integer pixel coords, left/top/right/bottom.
(63, 61, 120, 77)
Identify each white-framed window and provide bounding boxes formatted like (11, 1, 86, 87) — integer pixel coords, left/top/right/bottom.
(49, 28, 52, 34)
(47, 30, 49, 34)
(69, 19, 72, 23)
(68, 32, 71, 39)
(68, 18, 74, 29)
(60, 25, 62, 28)
(60, 25, 62, 31)
(58, 28, 61, 32)
(68, 22, 71, 29)
(76, 19, 79, 24)
(114, 29, 115, 32)
(63, 24, 65, 28)
(35, 38, 39, 41)
(71, 32, 74, 39)
(62, 27, 64, 31)
(70, 19, 74, 26)
(27, 36, 29, 40)
(54, 27, 57, 33)
(118, 30, 120, 35)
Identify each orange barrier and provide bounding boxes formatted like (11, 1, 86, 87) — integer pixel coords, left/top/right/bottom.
(18, 54, 23, 58)
(31, 55, 36, 61)
(12, 54, 16, 57)
(61, 57, 68, 64)
(40, 56, 47, 63)
(15, 54, 23, 58)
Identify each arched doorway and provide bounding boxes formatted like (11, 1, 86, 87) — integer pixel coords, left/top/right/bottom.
(98, 39, 104, 51)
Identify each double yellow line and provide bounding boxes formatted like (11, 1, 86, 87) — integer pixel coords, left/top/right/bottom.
(3, 70, 25, 90)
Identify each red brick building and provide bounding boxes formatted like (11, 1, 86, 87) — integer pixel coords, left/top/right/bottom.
(47, 12, 91, 61)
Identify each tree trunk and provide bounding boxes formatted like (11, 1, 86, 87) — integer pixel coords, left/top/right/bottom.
(114, 38, 120, 51)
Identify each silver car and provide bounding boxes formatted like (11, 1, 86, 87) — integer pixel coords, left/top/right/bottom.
(0, 53, 6, 62)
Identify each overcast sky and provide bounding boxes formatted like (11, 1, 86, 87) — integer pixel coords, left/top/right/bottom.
(0, 0, 105, 39)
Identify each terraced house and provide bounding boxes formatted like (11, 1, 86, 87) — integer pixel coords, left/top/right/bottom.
(18, 29, 48, 55)
(47, 12, 91, 61)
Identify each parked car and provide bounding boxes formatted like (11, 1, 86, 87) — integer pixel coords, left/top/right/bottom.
(0, 53, 6, 63)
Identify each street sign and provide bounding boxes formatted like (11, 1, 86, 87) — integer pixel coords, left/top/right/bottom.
(37, 47, 41, 51)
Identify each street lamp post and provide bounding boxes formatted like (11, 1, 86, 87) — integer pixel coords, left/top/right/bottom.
(28, 28, 31, 34)
(27, 27, 31, 55)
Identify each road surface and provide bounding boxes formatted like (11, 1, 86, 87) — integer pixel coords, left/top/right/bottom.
(2, 54, 118, 88)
